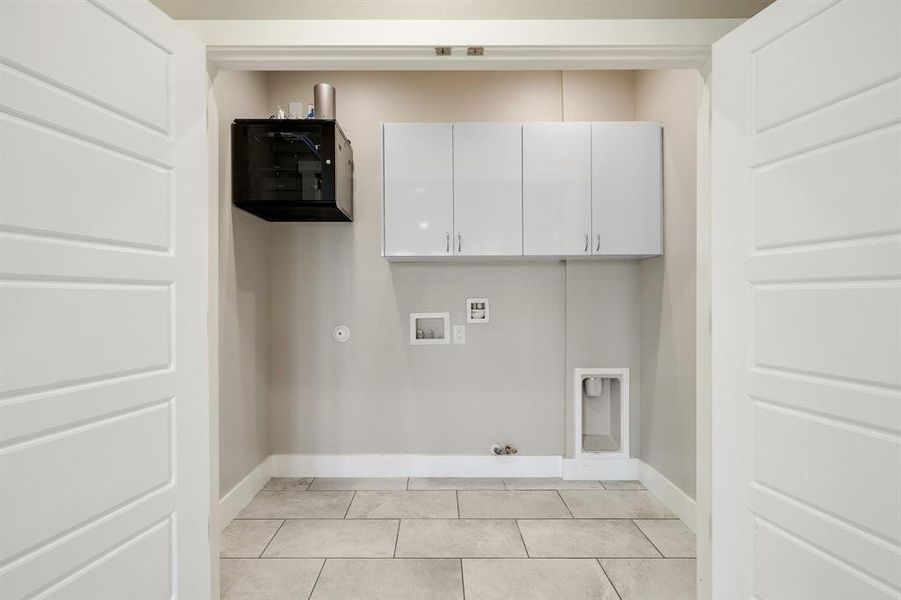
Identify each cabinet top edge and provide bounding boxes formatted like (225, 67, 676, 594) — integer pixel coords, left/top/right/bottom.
(381, 121, 663, 127)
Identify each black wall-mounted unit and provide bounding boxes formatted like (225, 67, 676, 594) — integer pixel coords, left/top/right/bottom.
(232, 119, 353, 222)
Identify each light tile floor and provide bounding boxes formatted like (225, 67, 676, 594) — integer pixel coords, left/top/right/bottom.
(221, 477, 696, 600)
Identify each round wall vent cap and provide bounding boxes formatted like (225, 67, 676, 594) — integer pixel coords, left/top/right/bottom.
(333, 325, 351, 343)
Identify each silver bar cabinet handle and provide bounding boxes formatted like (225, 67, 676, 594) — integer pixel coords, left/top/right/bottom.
(457, 232, 462, 253)
(595, 233, 601, 252)
(584, 233, 589, 252)
(445, 232, 450, 253)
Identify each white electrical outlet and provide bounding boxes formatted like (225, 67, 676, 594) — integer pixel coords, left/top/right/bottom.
(453, 325, 466, 344)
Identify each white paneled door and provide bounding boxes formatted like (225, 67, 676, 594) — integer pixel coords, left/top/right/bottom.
(0, 1, 210, 599)
(453, 123, 523, 256)
(711, 1, 901, 598)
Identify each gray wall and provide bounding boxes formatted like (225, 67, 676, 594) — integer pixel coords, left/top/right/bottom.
(213, 69, 698, 497)
(214, 71, 272, 495)
(565, 261, 642, 457)
(265, 71, 642, 456)
(637, 70, 698, 498)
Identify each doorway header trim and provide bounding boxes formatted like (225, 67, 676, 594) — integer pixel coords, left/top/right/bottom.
(181, 18, 742, 70)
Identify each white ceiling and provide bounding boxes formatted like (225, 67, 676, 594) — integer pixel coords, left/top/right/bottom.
(151, 0, 775, 20)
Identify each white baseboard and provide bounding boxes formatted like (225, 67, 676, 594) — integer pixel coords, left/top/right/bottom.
(218, 457, 272, 530)
(562, 457, 639, 480)
(269, 454, 563, 478)
(216, 454, 694, 533)
(638, 461, 697, 531)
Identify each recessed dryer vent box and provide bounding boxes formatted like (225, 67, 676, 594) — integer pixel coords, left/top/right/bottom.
(573, 367, 630, 460)
(410, 312, 450, 345)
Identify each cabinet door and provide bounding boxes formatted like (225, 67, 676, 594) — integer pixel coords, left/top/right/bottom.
(383, 123, 453, 256)
(523, 123, 592, 256)
(453, 123, 522, 256)
(591, 122, 662, 256)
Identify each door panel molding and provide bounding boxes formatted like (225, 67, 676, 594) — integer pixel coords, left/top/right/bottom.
(712, 0, 901, 596)
(0, 1, 209, 597)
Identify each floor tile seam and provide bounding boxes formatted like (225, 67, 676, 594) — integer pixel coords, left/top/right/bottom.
(514, 519, 531, 558)
(256, 519, 288, 558)
(393, 519, 402, 558)
(630, 518, 665, 558)
(260, 487, 652, 492)
(223, 555, 684, 560)
(306, 557, 327, 600)
(342, 491, 357, 519)
(460, 557, 466, 600)
(391, 553, 532, 559)
(596, 559, 624, 600)
(460, 556, 690, 561)
(556, 489, 577, 518)
(220, 557, 329, 560)
(232, 516, 682, 521)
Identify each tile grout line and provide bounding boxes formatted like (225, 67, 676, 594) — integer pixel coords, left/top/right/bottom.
(257, 519, 287, 558)
(631, 518, 665, 557)
(392, 519, 402, 558)
(556, 490, 576, 519)
(305, 478, 314, 491)
(307, 557, 327, 600)
(243, 555, 675, 560)
(460, 557, 467, 600)
(597, 559, 624, 600)
(514, 519, 530, 558)
(343, 491, 357, 519)
(456, 490, 461, 519)
(598, 480, 607, 490)
(234, 516, 681, 521)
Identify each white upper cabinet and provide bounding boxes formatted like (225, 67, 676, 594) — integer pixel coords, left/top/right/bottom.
(453, 123, 523, 256)
(383, 123, 453, 256)
(522, 122, 592, 256)
(591, 122, 662, 256)
(382, 121, 661, 260)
